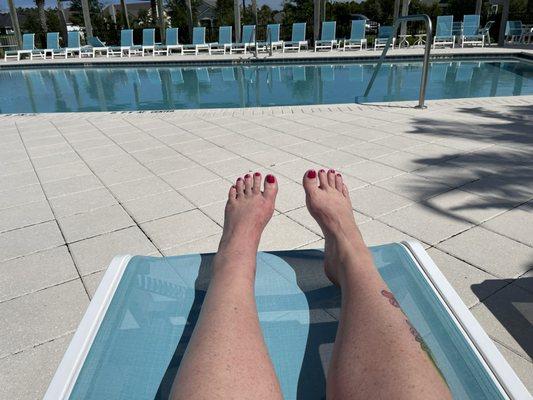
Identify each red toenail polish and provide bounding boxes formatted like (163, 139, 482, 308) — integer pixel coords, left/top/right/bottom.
(237, 177, 243, 182)
(254, 172, 261, 177)
(329, 169, 335, 174)
(245, 174, 251, 179)
(266, 174, 275, 184)
(336, 173, 342, 177)
(319, 169, 325, 173)
(307, 170, 316, 179)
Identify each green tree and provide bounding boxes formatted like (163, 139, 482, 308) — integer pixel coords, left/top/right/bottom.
(166, 0, 199, 42)
(215, 0, 235, 26)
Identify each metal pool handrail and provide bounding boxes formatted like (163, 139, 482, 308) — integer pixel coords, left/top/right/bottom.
(363, 14, 433, 109)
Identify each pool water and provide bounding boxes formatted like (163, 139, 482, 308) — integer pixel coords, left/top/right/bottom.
(0, 59, 531, 113)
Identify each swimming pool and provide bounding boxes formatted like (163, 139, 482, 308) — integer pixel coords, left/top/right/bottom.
(0, 58, 531, 113)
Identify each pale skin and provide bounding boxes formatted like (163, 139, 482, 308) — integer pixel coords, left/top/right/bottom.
(170, 170, 452, 400)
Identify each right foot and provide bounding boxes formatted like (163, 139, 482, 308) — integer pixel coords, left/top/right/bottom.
(303, 169, 371, 286)
(218, 172, 278, 259)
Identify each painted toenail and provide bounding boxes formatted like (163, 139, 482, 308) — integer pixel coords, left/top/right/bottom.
(307, 170, 317, 178)
(245, 174, 251, 179)
(319, 169, 325, 173)
(329, 169, 335, 173)
(266, 174, 276, 183)
(336, 173, 342, 177)
(254, 172, 261, 177)
(237, 177, 243, 181)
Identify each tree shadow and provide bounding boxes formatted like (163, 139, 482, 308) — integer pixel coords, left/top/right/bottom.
(471, 278, 533, 361)
(399, 104, 533, 224)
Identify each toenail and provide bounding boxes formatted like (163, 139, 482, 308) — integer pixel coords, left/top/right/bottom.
(266, 174, 276, 183)
(336, 173, 342, 177)
(319, 169, 325, 173)
(245, 174, 251, 179)
(254, 172, 261, 177)
(237, 177, 243, 181)
(329, 169, 335, 173)
(307, 170, 317, 178)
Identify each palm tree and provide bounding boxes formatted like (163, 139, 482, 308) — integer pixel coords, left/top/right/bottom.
(35, 0, 48, 33)
(57, 0, 68, 42)
(81, 0, 93, 39)
(7, 0, 22, 47)
(120, 0, 130, 28)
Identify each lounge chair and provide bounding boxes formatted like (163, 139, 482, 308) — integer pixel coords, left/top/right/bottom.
(231, 25, 256, 54)
(344, 19, 367, 51)
(433, 15, 455, 48)
(108, 29, 142, 57)
(505, 21, 523, 43)
(4, 34, 35, 61)
(257, 24, 283, 52)
(45, 242, 531, 400)
(210, 26, 232, 54)
(154, 28, 183, 56)
(374, 25, 395, 50)
(142, 28, 156, 56)
(87, 37, 109, 58)
(461, 15, 484, 47)
(44, 32, 66, 59)
(65, 31, 82, 58)
(314, 21, 338, 51)
(183, 27, 210, 55)
(282, 22, 308, 52)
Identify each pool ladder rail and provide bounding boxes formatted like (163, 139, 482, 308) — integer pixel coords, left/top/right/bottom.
(363, 14, 433, 109)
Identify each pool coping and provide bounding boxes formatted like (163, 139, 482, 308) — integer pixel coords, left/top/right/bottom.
(1, 94, 532, 118)
(1, 47, 532, 71)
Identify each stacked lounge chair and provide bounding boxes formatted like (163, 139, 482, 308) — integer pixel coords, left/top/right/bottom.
(344, 20, 367, 51)
(46, 32, 66, 59)
(433, 15, 455, 48)
(505, 21, 523, 43)
(282, 22, 308, 52)
(183, 27, 210, 55)
(314, 21, 338, 51)
(461, 15, 484, 47)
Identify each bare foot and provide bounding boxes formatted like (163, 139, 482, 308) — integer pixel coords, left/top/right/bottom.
(303, 169, 371, 286)
(218, 172, 278, 261)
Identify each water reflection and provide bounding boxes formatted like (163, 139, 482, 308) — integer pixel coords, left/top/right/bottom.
(0, 60, 531, 113)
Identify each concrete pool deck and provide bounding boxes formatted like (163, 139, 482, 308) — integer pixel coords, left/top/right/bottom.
(0, 94, 532, 398)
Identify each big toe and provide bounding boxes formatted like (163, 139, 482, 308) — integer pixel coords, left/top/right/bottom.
(303, 169, 319, 195)
(263, 174, 278, 200)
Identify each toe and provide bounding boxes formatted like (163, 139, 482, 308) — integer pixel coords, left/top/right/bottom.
(335, 173, 343, 191)
(263, 174, 278, 200)
(244, 173, 253, 195)
(236, 177, 245, 197)
(228, 185, 237, 201)
(318, 169, 328, 188)
(327, 169, 336, 187)
(303, 169, 319, 193)
(252, 172, 261, 194)
(342, 184, 350, 199)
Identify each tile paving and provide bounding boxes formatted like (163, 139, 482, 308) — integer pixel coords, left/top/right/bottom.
(0, 94, 532, 397)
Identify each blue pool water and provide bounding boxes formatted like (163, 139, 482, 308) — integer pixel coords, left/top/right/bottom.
(0, 59, 531, 113)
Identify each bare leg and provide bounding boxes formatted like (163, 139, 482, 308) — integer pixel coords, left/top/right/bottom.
(170, 172, 282, 400)
(303, 169, 451, 400)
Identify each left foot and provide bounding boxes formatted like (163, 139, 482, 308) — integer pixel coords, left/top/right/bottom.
(218, 172, 278, 258)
